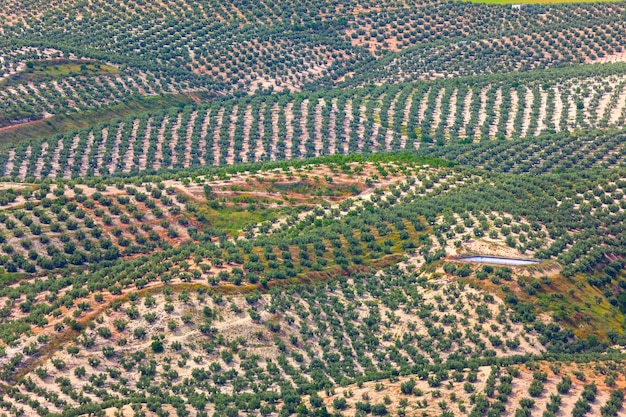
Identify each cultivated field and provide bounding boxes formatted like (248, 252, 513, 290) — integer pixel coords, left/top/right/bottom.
(5, 66, 626, 180)
(1, 0, 625, 416)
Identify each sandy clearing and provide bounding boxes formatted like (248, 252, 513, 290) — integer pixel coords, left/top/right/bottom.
(33, 141, 48, 178)
(475, 86, 490, 140)
(342, 100, 353, 155)
(270, 101, 280, 162)
(609, 85, 626, 125)
(520, 87, 534, 137)
(552, 86, 563, 132)
(298, 99, 310, 158)
(535, 89, 548, 136)
(17, 145, 31, 181)
(122, 118, 140, 172)
(284, 101, 294, 159)
(490, 87, 503, 138)
(567, 87, 580, 128)
(503, 87, 517, 138)
(356, 105, 367, 153)
(78, 131, 95, 176)
(48, 137, 64, 179)
(153, 115, 169, 171)
(63, 133, 81, 178)
(225, 104, 239, 164)
(198, 108, 212, 166)
(328, 98, 338, 155)
(313, 98, 325, 156)
(168, 112, 183, 168)
(0, 144, 12, 177)
(417, 87, 432, 124)
(183, 110, 198, 168)
(94, 128, 107, 172)
(403, 89, 415, 128)
(460, 88, 473, 138)
(431, 86, 446, 131)
(107, 122, 125, 175)
(446, 88, 458, 137)
(137, 117, 153, 171)
(371, 107, 382, 150)
(386, 90, 400, 130)
(256, 102, 265, 162)
(240, 105, 252, 163)
(212, 107, 225, 166)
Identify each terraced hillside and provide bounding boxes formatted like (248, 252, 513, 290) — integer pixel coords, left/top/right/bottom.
(0, 155, 624, 416)
(3, 0, 626, 129)
(2, 0, 626, 416)
(420, 128, 626, 174)
(0, 60, 196, 128)
(6, 65, 626, 180)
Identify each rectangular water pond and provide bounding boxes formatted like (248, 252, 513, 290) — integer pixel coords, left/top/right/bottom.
(456, 256, 540, 266)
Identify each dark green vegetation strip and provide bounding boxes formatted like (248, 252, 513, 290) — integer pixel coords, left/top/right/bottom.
(1, 165, 625, 343)
(0, 94, 199, 148)
(415, 129, 626, 174)
(0, 60, 119, 87)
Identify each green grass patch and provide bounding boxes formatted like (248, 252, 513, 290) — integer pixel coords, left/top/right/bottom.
(197, 204, 284, 237)
(268, 181, 362, 197)
(0, 94, 198, 149)
(0, 269, 25, 286)
(533, 274, 625, 339)
(124, 151, 454, 185)
(1, 60, 119, 87)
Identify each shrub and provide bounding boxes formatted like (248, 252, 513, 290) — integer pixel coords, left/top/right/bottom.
(151, 340, 164, 353)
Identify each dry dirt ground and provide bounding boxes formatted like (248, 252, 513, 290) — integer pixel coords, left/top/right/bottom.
(168, 161, 417, 210)
(316, 360, 626, 417)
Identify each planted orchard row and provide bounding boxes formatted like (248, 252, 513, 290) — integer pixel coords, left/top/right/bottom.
(345, 12, 626, 85)
(1, 0, 368, 94)
(2, 266, 623, 417)
(0, 72, 177, 126)
(6, 67, 626, 180)
(0, 148, 624, 339)
(5, 0, 626, 96)
(347, 1, 626, 54)
(421, 129, 626, 175)
(0, 98, 400, 180)
(0, 268, 568, 416)
(0, 182, 198, 274)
